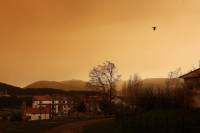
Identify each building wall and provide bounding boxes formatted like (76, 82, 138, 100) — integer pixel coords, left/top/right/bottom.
(32, 100, 60, 113)
(26, 113, 50, 121)
(184, 78, 200, 108)
(184, 78, 200, 89)
(25, 99, 70, 120)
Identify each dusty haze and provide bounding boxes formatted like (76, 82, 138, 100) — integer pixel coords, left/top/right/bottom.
(0, 0, 200, 87)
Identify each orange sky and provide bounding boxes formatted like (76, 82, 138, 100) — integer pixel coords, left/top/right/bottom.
(0, 0, 200, 87)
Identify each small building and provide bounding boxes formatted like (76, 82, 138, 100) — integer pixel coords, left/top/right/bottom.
(180, 68, 200, 107)
(0, 89, 10, 97)
(112, 96, 126, 106)
(83, 96, 102, 112)
(24, 95, 70, 121)
(25, 106, 51, 121)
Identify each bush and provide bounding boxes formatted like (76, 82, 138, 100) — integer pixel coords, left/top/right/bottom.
(123, 86, 192, 111)
(76, 101, 87, 112)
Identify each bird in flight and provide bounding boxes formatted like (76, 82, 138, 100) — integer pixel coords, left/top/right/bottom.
(152, 26, 157, 31)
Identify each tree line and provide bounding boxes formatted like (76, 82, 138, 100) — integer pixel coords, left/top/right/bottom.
(88, 61, 193, 115)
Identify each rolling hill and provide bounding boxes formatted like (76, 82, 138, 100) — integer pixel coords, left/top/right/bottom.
(142, 78, 168, 89)
(25, 78, 170, 91)
(0, 78, 182, 96)
(25, 80, 90, 91)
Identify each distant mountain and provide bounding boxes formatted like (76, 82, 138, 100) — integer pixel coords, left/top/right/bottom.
(142, 78, 168, 89)
(0, 82, 22, 95)
(0, 81, 99, 96)
(25, 80, 90, 91)
(26, 78, 170, 92)
(0, 82, 21, 90)
(116, 78, 169, 90)
(0, 77, 181, 96)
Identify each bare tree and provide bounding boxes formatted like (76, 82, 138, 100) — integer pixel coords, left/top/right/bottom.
(166, 67, 182, 90)
(88, 61, 121, 103)
(122, 74, 143, 108)
(165, 68, 193, 109)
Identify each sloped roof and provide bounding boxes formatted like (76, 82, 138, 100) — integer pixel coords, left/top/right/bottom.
(33, 95, 52, 101)
(32, 95, 69, 101)
(179, 68, 200, 79)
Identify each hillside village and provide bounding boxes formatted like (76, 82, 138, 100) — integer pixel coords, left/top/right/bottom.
(0, 64, 200, 133)
(23, 95, 103, 121)
(0, 67, 200, 122)
(0, 83, 104, 121)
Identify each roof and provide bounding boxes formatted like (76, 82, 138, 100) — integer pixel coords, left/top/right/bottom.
(32, 95, 68, 101)
(179, 68, 200, 79)
(33, 95, 52, 101)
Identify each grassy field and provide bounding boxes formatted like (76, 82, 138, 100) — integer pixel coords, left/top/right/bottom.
(0, 117, 92, 133)
(82, 109, 200, 133)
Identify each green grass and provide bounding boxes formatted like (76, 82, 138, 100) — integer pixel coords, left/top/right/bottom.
(82, 109, 200, 133)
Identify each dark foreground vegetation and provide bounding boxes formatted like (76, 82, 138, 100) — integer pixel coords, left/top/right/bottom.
(0, 117, 95, 133)
(84, 62, 199, 133)
(83, 109, 200, 133)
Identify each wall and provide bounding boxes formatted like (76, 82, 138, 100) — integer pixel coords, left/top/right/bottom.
(26, 113, 50, 121)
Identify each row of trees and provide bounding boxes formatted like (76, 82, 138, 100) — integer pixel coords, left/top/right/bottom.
(88, 61, 193, 114)
(122, 74, 192, 111)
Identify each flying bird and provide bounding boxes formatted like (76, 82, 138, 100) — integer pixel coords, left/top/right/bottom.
(152, 26, 157, 31)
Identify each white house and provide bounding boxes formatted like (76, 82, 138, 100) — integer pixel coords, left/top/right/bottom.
(24, 95, 70, 121)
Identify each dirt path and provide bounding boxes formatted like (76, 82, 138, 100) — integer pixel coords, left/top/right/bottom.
(46, 118, 111, 133)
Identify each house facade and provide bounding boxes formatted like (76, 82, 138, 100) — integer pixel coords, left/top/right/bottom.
(24, 95, 70, 121)
(0, 89, 10, 97)
(180, 68, 200, 107)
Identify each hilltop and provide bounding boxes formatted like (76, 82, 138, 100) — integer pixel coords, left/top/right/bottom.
(25, 80, 89, 91)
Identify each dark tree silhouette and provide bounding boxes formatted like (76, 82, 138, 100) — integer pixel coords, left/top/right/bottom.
(166, 67, 182, 90)
(122, 74, 143, 106)
(88, 61, 121, 104)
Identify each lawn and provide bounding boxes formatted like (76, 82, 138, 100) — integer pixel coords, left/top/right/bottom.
(0, 117, 91, 133)
(82, 109, 200, 133)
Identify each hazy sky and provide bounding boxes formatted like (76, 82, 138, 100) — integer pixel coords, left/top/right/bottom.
(0, 0, 200, 87)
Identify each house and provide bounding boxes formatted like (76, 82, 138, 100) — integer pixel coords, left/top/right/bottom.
(0, 89, 10, 97)
(112, 96, 126, 106)
(24, 95, 70, 121)
(25, 106, 51, 121)
(83, 96, 102, 112)
(180, 68, 200, 107)
(179, 68, 200, 89)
